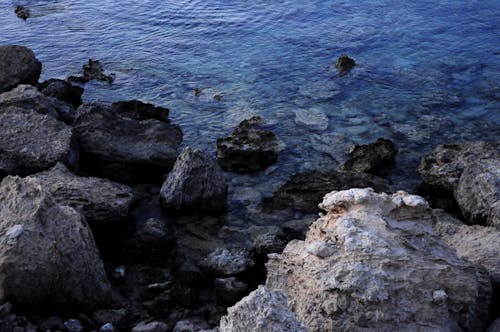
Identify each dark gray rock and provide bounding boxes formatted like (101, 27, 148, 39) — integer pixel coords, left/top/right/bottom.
(335, 55, 356, 73)
(215, 277, 248, 305)
(39, 78, 84, 108)
(487, 318, 500, 332)
(14, 6, 30, 20)
(0, 176, 111, 311)
(217, 116, 278, 172)
(131, 321, 168, 332)
(160, 147, 227, 213)
(173, 318, 209, 332)
(0, 45, 41, 93)
(0, 106, 77, 176)
(262, 169, 389, 213)
(64, 319, 83, 332)
(111, 100, 170, 123)
(92, 309, 128, 330)
(340, 138, 398, 174)
(29, 163, 134, 224)
(200, 248, 255, 277)
(73, 104, 182, 180)
(69, 59, 114, 83)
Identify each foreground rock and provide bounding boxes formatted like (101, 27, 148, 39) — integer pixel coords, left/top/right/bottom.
(29, 163, 134, 224)
(262, 169, 389, 213)
(340, 138, 397, 174)
(0, 176, 111, 311)
(217, 116, 279, 172)
(0, 45, 41, 93)
(261, 188, 491, 331)
(160, 147, 227, 213)
(0, 106, 77, 176)
(73, 104, 182, 180)
(111, 100, 170, 123)
(39, 78, 84, 108)
(220, 286, 306, 332)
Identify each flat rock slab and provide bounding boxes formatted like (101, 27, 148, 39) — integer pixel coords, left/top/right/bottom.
(0, 45, 41, 93)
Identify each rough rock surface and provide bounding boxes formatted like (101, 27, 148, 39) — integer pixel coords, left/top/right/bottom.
(0, 176, 111, 311)
(219, 285, 306, 332)
(215, 277, 248, 305)
(200, 248, 255, 277)
(265, 188, 491, 331)
(487, 318, 500, 332)
(69, 59, 114, 83)
(131, 321, 168, 332)
(294, 108, 328, 131)
(216, 116, 278, 172)
(0, 84, 64, 119)
(160, 147, 227, 213)
(340, 138, 398, 174)
(262, 169, 389, 213)
(73, 104, 182, 177)
(335, 55, 356, 73)
(29, 163, 134, 224)
(0, 45, 41, 93)
(111, 100, 170, 123)
(39, 78, 84, 108)
(15, 6, 30, 20)
(419, 141, 499, 193)
(455, 159, 499, 228)
(0, 106, 77, 176)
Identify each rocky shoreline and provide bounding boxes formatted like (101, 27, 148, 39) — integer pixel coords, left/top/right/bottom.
(0, 45, 499, 331)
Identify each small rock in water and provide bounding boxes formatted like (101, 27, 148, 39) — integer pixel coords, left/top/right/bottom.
(335, 55, 356, 73)
(294, 108, 329, 131)
(213, 94, 223, 101)
(340, 138, 398, 174)
(64, 319, 83, 332)
(15, 6, 30, 20)
(69, 59, 115, 83)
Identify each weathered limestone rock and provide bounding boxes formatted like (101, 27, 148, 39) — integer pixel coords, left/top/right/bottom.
(219, 285, 306, 332)
(340, 138, 398, 174)
(0, 176, 111, 311)
(0, 106, 77, 176)
(160, 147, 227, 213)
(217, 116, 278, 172)
(111, 100, 170, 123)
(265, 188, 491, 331)
(29, 163, 134, 224)
(0, 46, 41, 93)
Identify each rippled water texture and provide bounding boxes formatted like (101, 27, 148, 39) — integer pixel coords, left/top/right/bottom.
(1, 0, 499, 220)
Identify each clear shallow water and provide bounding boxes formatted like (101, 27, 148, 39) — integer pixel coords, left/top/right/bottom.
(1, 0, 499, 226)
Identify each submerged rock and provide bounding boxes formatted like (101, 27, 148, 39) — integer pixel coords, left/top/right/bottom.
(0, 106, 77, 176)
(160, 147, 227, 213)
(220, 285, 306, 332)
(0, 45, 41, 93)
(0, 176, 111, 311)
(29, 163, 134, 224)
(294, 108, 328, 131)
(73, 104, 182, 180)
(262, 169, 389, 213)
(263, 188, 491, 331)
(217, 116, 279, 172)
(39, 78, 84, 108)
(14, 6, 30, 20)
(340, 138, 398, 174)
(111, 100, 170, 123)
(335, 55, 356, 73)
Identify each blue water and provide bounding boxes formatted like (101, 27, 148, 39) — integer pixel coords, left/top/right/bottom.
(1, 0, 499, 224)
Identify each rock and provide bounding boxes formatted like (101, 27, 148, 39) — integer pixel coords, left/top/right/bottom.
(64, 319, 83, 332)
(340, 138, 398, 174)
(264, 188, 491, 331)
(216, 116, 278, 172)
(160, 147, 227, 213)
(0, 106, 77, 176)
(215, 277, 248, 305)
(433, 209, 500, 288)
(249, 226, 286, 256)
(201, 248, 255, 277)
(0, 176, 111, 311)
(173, 318, 209, 332)
(69, 59, 114, 83)
(100, 323, 117, 332)
(73, 104, 182, 180)
(219, 285, 306, 332)
(92, 309, 128, 329)
(262, 169, 389, 213)
(487, 318, 500, 332)
(455, 159, 499, 228)
(14, 6, 30, 20)
(111, 100, 170, 123)
(38, 316, 65, 331)
(419, 141, 499, 193)
(28, 163, 134, 224)
(335, 55, 356, 73)
(0, 84, 74, 121)
(131, 321, 168, 332)
(0, 45, 41, 93)
(39, 78, 84, 108)
(294, 108, 328, 131)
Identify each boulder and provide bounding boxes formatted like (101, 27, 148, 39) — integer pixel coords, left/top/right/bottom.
(28, 163, 134, 224)
(455, 160, 499, 228)
(0, 45, 41, 93)
(200, 248, 255, 277)
(0, 106, 77, 176)
(0, 176, 111, 311)
(111, 100, 170, 123)
(262, 169, 389, 213)
(219, 285, 306, 332)
(39, 79, 84, 108)
(335, 55, 356, 73)
(419, 141, 499, 193)
(340, 138, 398, 174)
(73, 104, 182, 180)
(160, 147, 227, 213)
(216, 116, 278, 172)
(265, 188, 491, 331)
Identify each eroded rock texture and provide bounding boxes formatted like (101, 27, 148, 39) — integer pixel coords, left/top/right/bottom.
(0, 46, 41, 93)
